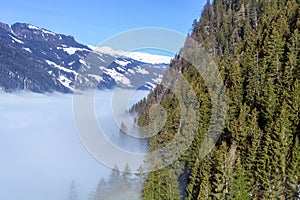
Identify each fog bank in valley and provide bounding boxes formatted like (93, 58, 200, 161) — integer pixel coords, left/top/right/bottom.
(0, 90, 148, 200)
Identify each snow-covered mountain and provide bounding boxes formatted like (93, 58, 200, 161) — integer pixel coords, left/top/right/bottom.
(0, 22, 171, 93)
(76, 46, 170, 90)
(93, 46, 172, 64)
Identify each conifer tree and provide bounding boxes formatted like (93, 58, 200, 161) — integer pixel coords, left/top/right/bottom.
(287, 136, 300, 199)
(165, 168, 181, 200)
(210, 142, 228, 199)
(196, 157, 211, 200)
(229, 159, 250, 200)
(186, 159, 201, 200)
(266, 102, 293, 199)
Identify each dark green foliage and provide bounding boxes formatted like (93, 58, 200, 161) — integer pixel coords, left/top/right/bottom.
(138, 0, 300, 199)
(186, 159, 201, 200)
(287, 136, 300, 199)
(229, 159, 251, 200)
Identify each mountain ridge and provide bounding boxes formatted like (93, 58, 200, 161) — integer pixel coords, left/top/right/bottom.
(0, 22, 171, 93)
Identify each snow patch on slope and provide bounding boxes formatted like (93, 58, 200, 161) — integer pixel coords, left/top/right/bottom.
(79, 59, 87, 66)
(27, 24, 40, 30)
(105, 69, 131, 86)
(45, 60, 78, 75)
(27, 24, 56, 35)
(87, 45, 96, 50)
(22, 47, 32, 53)
(88, 74, 103, 82)
(127, 69, 135, 74)
(57, 47, 89, 55)
(9, 35, 24, 44)
(115, 60, 131, 66)
(136, 66, 149, 75)
(58, 75, 73, 90)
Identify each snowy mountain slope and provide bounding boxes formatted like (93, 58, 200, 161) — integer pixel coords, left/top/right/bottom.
(0, 22, 171, 93)
(93, 46, 172, 64)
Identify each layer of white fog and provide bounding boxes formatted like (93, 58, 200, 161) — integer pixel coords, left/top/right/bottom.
(0, 89, 149, 200)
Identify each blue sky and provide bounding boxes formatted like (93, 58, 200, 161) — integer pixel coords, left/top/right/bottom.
(0, 0, 206, 46)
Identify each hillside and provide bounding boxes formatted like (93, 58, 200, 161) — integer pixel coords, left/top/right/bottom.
(136, 0, 300, 199)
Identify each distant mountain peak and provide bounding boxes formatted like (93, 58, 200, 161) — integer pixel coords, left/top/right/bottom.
(93, 46, 172, 64)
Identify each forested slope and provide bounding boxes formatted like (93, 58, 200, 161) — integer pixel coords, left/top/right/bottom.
(135, 0, 300, 199)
